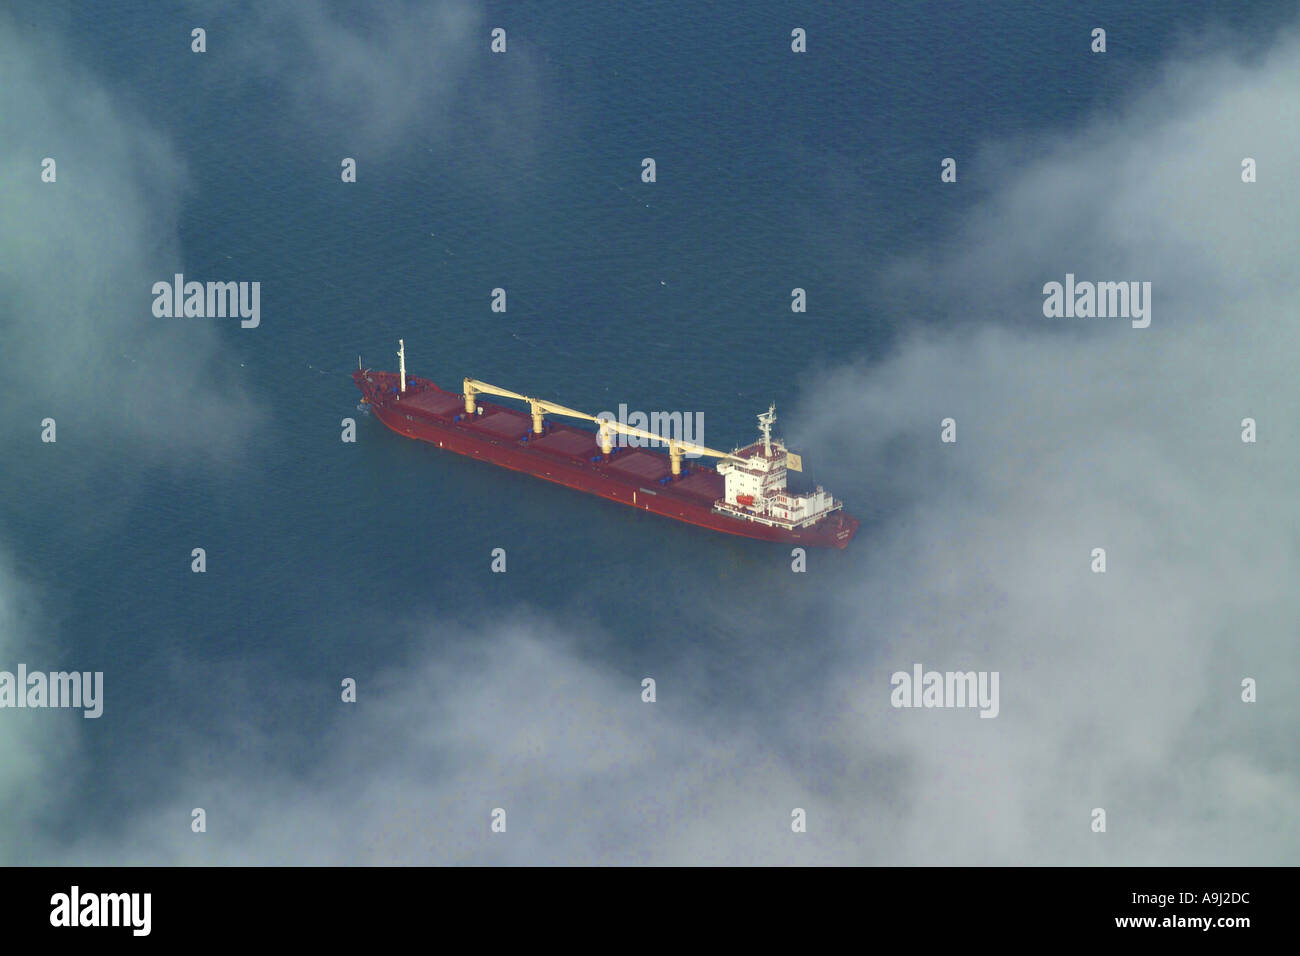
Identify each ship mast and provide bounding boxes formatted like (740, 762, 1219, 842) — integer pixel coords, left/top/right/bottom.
(758, 404, 776, 457)
(398, 339, 406, 394)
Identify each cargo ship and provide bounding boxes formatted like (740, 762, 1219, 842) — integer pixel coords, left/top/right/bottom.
(353, 341, 859, 548)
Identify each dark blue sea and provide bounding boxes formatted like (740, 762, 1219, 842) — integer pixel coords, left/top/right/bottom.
(2, 0, 1295, 865)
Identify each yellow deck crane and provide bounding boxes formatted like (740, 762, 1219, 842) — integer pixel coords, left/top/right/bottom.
(462, 378, 746, 475)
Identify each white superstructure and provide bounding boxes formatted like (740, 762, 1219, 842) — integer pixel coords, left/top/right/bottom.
(715, 405, 842, 529)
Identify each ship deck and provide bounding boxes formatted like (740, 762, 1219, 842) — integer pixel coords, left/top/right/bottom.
(384, 377, 727, 506)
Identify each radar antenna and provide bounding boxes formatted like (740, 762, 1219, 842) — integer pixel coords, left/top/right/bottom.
(758, 404, 777, 457)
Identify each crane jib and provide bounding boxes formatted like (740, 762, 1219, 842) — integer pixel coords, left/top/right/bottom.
(461, 377, 745, 463)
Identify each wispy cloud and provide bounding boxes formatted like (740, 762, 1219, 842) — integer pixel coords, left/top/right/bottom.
(0, 15, 260, 464)
(0, 554, 82, 864)
(209, 0, 545, 161)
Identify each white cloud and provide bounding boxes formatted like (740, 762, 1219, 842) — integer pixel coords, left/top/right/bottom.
(0, 16, 260, 464)
(57, 622, 845, 865)
(219, 0, 545, 161)
(0, 555, 82, 864)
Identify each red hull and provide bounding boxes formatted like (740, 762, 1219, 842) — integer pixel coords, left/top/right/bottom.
(354, 370, 859, 548)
